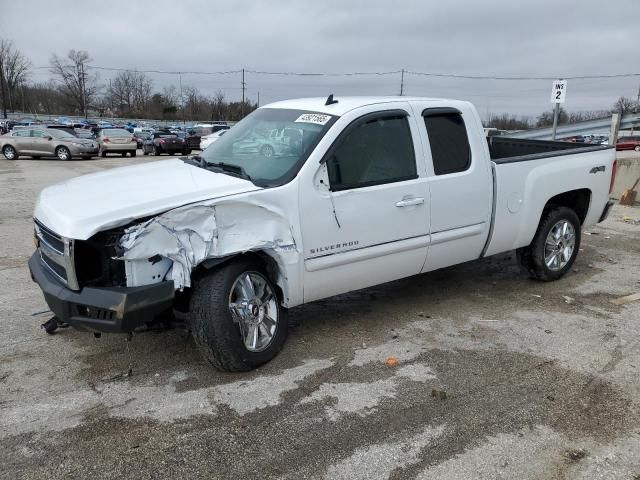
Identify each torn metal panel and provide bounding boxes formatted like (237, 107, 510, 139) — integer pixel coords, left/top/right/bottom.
(117, 201, 299, 305)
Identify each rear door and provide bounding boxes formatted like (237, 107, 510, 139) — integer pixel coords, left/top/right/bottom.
(410, 103, 493, 272)
(300, 104, 430, 302)
(12, 129, 35, 154)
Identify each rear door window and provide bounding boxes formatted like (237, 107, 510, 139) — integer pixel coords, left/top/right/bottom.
(422, 111, 471, 175)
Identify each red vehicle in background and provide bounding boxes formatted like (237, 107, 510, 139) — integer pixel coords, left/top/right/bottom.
(616, 135, 640, 152)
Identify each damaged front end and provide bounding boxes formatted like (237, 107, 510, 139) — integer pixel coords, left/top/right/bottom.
(29, 193, 300, 334)
(117, 199, 299, 306)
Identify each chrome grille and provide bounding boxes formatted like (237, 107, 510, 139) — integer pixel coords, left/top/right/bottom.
(34, 219, 80, 290)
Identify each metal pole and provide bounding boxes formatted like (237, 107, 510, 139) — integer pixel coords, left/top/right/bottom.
(178, 72, 185, 126)
(551, 102, 560, 140)
(257, 91, 259, 107)
(400, 69, 405, 96)
(241, 68, 246, 118)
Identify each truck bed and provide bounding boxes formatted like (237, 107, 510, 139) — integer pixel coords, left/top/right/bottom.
(488, 137, 611, 164)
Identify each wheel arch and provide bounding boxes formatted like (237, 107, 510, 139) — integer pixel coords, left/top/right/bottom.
(194, 251, 287, 305)
(542, 188, 591, 225)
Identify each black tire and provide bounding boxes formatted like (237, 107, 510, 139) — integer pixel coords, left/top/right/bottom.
(131, 150, 137, 157)
(189, 259, 288, 371)
(121, 152, 127, 157)
(635, 145, 640, 152)
(154, 146, 161, 156)
(56, 146, 71, 161)
(101, 150, 107, 157)
(3, 145, 18, 160)
(517, 206, 581, 281)
(32, 156, 41, 160)
(143, 150, 149, 156)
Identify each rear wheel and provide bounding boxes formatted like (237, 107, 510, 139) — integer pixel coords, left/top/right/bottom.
(101, 150, 107, 157)
(3, 145, 17, 160)
(517, 206, 581, 281)
(130, 150, 137, 157)
(56, 146, 71, 161)
(189, 259, 288, 371)
(154, 146, 161, 156)
(635, 145, 640, 152)
(121, 152, 127, 157)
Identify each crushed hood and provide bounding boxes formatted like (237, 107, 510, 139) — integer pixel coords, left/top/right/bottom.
(34, 159, 261, 239)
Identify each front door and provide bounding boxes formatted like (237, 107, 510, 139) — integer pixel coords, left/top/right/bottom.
(300, 106, 430, 302)
(31, 129, 54, 155)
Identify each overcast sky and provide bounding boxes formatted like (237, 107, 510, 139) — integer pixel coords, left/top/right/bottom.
(1, 0, 639, 119)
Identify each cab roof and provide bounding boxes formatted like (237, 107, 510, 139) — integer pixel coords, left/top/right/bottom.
(263, 96, 456, 116)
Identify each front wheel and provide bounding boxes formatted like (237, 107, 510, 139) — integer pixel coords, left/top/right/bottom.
(635, 145, 640, 152)
(56, 146, 71, 161)
(189, 259, 288, 371)
(3, 145, 18, 160)
(130, 150, 137, 157)
(517, 206, 581, 281)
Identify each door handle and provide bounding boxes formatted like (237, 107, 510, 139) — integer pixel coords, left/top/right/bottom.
(396, 197, 425, 207)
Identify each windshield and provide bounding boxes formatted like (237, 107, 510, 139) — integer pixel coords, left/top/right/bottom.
(199, 108, 336, 186)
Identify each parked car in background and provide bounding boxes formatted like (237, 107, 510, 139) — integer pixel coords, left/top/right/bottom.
(616, 135, 640, 151)
(142, 131, 190, 156)
(134, 130, 152, 148)
(192, 124, 230, 138)
(199, 129, 228, 150)
(74, 129, 97, 140)
(175, 130, 201, 151)
(1, 127, 98, 160)
(96, 128, 137, 157)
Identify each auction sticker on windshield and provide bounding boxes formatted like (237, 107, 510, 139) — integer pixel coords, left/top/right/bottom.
(295, 113, 332, 125)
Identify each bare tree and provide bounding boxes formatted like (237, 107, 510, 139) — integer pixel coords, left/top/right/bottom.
(612, 96, 638, 115)
(49, 50, 97, 117)
(0, 38, 31, 118)
(211, 89, 226, 120)
(484, 112, 531, 130)
(106, 70, 153, 117)
(536, 107, 569, 128)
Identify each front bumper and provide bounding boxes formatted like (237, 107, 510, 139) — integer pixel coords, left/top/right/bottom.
(101, 143, 136, 152)
(598, 200, 615, 223)
(29, 253, 175, 333)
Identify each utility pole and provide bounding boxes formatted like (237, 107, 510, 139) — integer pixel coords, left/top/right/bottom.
(178, 72, 185, 126)
(80, 62, 86, 118)
(0, 56, 6, 118)
(551, 102, 560, 141)
(257, 91, 260, 107)
(241, 68, 246, 118)
(399, 69, 405, 96)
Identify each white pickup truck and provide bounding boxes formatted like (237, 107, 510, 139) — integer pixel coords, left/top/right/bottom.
(29, 96, 616, 371)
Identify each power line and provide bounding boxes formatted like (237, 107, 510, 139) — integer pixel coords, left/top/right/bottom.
(405, 71, 640, 81)
(32, 64, 640, 81)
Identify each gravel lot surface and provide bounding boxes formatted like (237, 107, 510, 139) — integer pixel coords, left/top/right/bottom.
(1, 151, 639, 479)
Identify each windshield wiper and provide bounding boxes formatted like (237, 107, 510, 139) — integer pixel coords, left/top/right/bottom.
(206, 161, 252, 182)
(182, 155, 252, 182)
